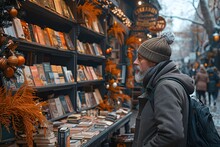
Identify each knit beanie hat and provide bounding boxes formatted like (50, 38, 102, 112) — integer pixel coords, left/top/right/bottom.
(137, 32, 175, 63)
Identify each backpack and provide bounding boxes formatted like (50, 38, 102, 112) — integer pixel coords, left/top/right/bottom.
(148, 77, 220, 147)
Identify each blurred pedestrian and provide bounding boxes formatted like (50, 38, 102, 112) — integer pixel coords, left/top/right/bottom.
(195, 65, 209, 104)
(207, 66, 220, 106)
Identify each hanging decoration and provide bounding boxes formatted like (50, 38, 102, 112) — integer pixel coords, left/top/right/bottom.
(77, 1, 102, 27)
(0, 33, 25, 79)
(126, 35, 142, 49)
(92, 0, 132, 27)
(125, 47, 135, 89)
(98, 59, 130, 111)
(0, 0, 19, 27)
(148, 16, 166, 33)
(108, 22, 126, 45)
(0, 83, 47, 146)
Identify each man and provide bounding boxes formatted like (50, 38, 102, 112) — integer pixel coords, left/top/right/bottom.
(132, 32, 195, 147)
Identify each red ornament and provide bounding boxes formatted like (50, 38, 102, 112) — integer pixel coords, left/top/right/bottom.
(17, 55, 25, 66)
(7, 55, 18, 66)
(4, 66, 15, 78)
(9, 7, 18, 18)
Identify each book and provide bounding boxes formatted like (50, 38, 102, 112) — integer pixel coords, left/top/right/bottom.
(64, 95, 74, 112)
(54, 31, 62, 48)
(59, 32, 68, 50)
(76, 92, 82, 110)
(45, 27, 58, 47)
(94, 89, 103, 103)
(58, 127, 70, 147)
(64, 33, 75, 50)
(77, 68, 87, 81)
(59, 95, 70, 114)
(14, 67, 25, 88)
(12, 17, 25, 39)
(23, 65, 35, 86)
(32, 24, 40, 43)
(34, 64, 48, 85)
(28, 23, 36, 42)
(54, 97, 64, 116)
(35, 25, 46, 45)
(83, 66, 92, 80)
(61, 66, 68, 82)
(51, 65, 60, 84)
(53, 0, 63, 15)
(42, 28, 51, 46)
(42, 62, 53, 84)
(29, 65, 44, 86)
(56, 65, 66, 83)
(65, 70, 74, 83)
(3, 25, 17, 37)
(77, 91, 87, 108)
(48, 98, 59, 118)
(60, 0, 70, 18)
(87, 66, 98, 80)
(47, 0, 56, 11)
(20, 20, 32, 41)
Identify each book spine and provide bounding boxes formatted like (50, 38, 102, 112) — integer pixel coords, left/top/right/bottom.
(58, 127, 70, 147)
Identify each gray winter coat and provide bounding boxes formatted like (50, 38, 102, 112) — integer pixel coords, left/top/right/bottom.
(133, 61, 195, 147)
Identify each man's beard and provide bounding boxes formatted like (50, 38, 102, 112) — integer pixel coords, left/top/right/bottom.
(134, 66, 148, 83)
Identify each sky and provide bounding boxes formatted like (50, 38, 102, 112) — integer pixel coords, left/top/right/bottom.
(159, 0, 199, 32)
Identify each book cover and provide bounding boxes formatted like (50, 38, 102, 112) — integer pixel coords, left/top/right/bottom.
(65, 70, 74, 83)
(77, 91, 87, 108)
(14, 67, 25, 88)
(28, 23, 36, 42)
(50, 65, 60, 84)
(42, 28, 51, 46)
(87, 66, 98, 80)
(48, 98, 59, 118)
(30, 65, 44, 87)
(61, 66, 68, 82)
(12, 17, 25, 39)
(53, 0, 63, 15)
(34, 64, 48, 85)
(3, 25, 17, 37)
(56, 65, 66, 83)
(32, 24, 40, 43)
(54, 97, 64, 116)
(94, 89, 103, 103)
(84, 92, 91, 107)
(35, 25, 46, 45)
(77, 69, 87, 81)
(59, 32, 68, 50)
(76, 91, 82, 110)
(64, 33, 75, 50)
(42, 62, 53, 84)
(23, 65, 35, 86)
(60, 0, 70, 18)
(59, 95, 70, 114)
(64, 95, 74, 112)
(54, 31, 62, 48)
(20, 20, 32, 42)
(83, 66, 92, 80)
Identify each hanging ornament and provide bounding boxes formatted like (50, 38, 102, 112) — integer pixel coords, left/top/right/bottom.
(106, 84, 110, 89)
(7, 55, 18, 66)
(16, 55, 25, 66)
(106, 48, 112, 54)
(9, 7, 18, 18)
(0, 56, 8, 70)
(112, 82, 117, 88)
(4, 66, 15, 78)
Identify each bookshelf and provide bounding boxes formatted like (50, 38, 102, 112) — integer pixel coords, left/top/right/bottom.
(0, 0, 132, 146)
